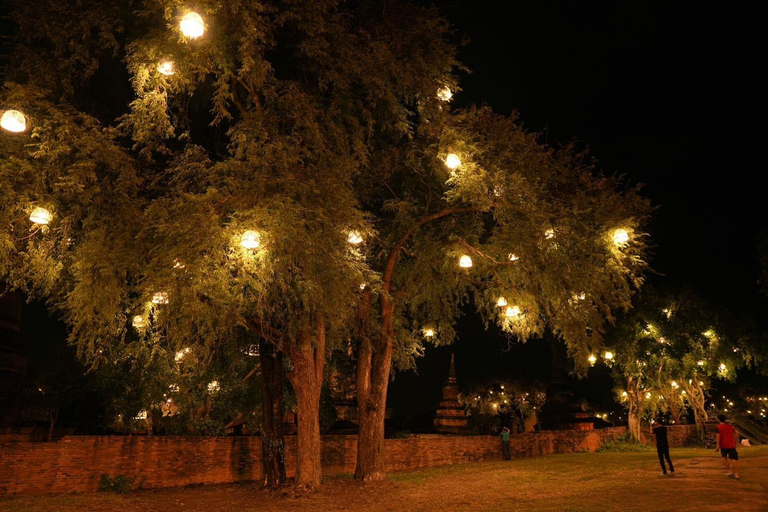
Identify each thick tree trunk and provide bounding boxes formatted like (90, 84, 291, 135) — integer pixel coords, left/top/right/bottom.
(683, 380, 709, 441)
(259, 338, 286, 486)
(285, 313, 326, 488)
(355, 302, 394, 482)
(627, 378, 642, 443)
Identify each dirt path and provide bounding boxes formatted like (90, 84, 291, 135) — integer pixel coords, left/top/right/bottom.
(2, 448, 767, 512)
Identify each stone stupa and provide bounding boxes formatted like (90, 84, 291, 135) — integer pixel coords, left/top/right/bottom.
(433, 353, 469, 434)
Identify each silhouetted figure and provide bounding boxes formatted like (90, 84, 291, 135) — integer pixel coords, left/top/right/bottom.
(651, 417, 674, 475)
(500, 426, 511, 460)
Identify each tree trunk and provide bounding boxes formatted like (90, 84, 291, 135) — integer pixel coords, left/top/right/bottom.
(47, 407, 58, 442)
(683, 380, 709, 441)
(285, 313, 326, 488)
(627, 377, 642, 443)
(259, 337, 286, 486)
(355, 301, 394, 482)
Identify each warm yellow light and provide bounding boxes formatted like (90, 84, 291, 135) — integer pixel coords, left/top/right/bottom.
(719, 363, 727, 371)
(612, 228, 630, 246)
(152, 292, 169, 305)
(604, 351, 614, 361)
(132, 315, 145, 328)
(508, 253, 519, 262)
(29, 207, 52, 225)
(158, 60, 175, 76)
(497, 297, 508, 307)
(135, 410, 148, 420)
(646, 392, 652, 399)
(240, 230, 261, 249)
(347, 231, 363, 245)
(671, 380, 678, 389)
(1, 110, 27, 133)
(207, 380, 220, 393)
(573, 292, 586, 301)
(505, 305, 521, 318)
(459, 255, 473, 268)
(621, 391, 628, 397)
(588, 354, 597, 366)
(424, 328, 435, 338)
(703, 329, 715, 339)
(174, 347, 191, 362)
(544, 228, 555, 239)
(173, 258, 186, 269)
(445, 153, 461, 170)
(492, 403, 498, 409)
(697, 360, 705, 366)
(437, 87, 453, 102)
(180, 11, 205, 38)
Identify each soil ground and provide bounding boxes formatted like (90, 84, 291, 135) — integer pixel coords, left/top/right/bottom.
(2, 446, 767, 512)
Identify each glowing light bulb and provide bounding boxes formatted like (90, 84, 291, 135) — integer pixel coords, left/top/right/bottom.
(497, 297, 508, 307)
(646, 392, 652, 399)
(347, 231, 363, 245)
(697, 360, 705, 366)
(29, 207, 52, 225)
(445, 153, 461, 170)
(508, 253, 519, 262)
(621, 391, 628, 397)
(588, 354, 597, 366)
(459, 255, 473, 268)
(544, 228, 555, 239)
(671, 381, 678, 388)
(612, 228, 629, 246)
(604, 351, 614, 361)
(1, 110, 27, 132)
(505, 305, 521, 318)
(180, 12, 205, 38)
(132, 315, 145, 328)
(136, 410, 148, 420)
(152, 292, 169, 305)
(240, 230, 261, 249)
(158, 60, 175, 76)
(424, 328, 434, 338)
(207, 380, 220, 393)
(719, 363, 727, 371)
(437, 87, 452, 102)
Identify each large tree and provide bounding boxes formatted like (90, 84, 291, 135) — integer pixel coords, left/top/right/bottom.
(352, 104, 652, 480)
(0, 0, 458, 488)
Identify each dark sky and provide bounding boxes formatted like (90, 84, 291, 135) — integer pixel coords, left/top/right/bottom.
(388, 0, 768, 419)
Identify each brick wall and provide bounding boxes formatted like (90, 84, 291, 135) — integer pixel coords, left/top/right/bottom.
(0, 426, 694, 496)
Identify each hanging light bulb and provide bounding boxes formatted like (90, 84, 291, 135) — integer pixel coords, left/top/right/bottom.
(612, 228, 630, 246)
(207, 380, 220, 393)
(697, 360, 705, 366)
(719, 363, 727, 371)
(621, 391, 628, 397)
(180, 12, 205, 38)
(508, 253, 519, 262)
(437, 87, 453, 102)
(646, 392, 652, 399)
(671, 381, 679, 389)
(497, 297, 508, 307)
(588, 354, 597, 366)
(1, 110, 27, 133)
(29, 207, 52, 225)
(132, 315, 145, 328)
(158, 60, 175, 76)
(347, 231, 363, 245)
(459, 255, 473, 268)
(152, 292, 169, 305)
(445, 153, 461, 170)
(505, 305, 521, 318)
(240, 230, 261, 249)
(544, 228, 555, 239)
(603, 351, 614, 361)
(424, 328, 435, 338)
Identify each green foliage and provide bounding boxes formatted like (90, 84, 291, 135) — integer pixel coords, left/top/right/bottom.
(460, 378, 545, 434)
(597, 432, 653, 453)
(98, 474, 136, 494)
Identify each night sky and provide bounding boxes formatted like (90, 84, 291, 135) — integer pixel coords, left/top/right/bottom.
(388, 0, 768, 420)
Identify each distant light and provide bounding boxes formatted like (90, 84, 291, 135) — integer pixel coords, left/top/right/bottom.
(703, 329, 715, 339)
(240, 230, 261, 249)
(180, 12, 205, 38)
(1, 110, 27, 133)
(719, 363, 727, 371)
(671, 381, 678, 389)
(29, 207, 52, 225)
(445, 153, 461, 170)
(437, 87, 453, 102)
(544, 228, 555, 239)
(621, 391, 628, 397)
(169, 384, 179, 392)
(508, 253, 519, 262)
(347, 231, 363, 245)
(612, 228, 630, 246)
(424, 328, 435, 338)
(459, 255, 473, 268)
(497, 297, 508, 307)
(646, 392, 652, 399)
(603, 351, 614, 361)
(574, 292, 586, 301)
(132, 315, 145, 328)
(359, 283, 366, 290)
(152, 292, 169, 305)
(207, 380, 220, 393)
(136, 410, 148, 420)
(588, 354, 597, 366)
(505, 305, 521, 318)
(697, 360, 705, 366)
(173, 258, 186, 270)
(158, 60, 175, 76)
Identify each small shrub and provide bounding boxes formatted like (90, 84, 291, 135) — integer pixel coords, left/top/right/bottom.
(598, 433, 653, 453)
(99, 474, 136, 494)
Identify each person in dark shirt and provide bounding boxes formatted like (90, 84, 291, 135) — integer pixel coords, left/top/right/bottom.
(715, 414, 740, 479)
(651, 416, 674, 475)
(500, 426, 511, 460)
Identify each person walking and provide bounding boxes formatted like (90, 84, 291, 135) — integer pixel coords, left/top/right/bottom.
(500, 426, 511, 460)
(715, 414, 740, 479)
(651, 416, 674, 475)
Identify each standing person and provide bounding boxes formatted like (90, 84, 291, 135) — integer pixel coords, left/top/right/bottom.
(500, 426, 511, 460)
(651, 416, 675, 475)
(715, 414, 740, 479)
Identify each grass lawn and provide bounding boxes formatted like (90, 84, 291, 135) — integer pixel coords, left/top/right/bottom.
(2, 446, 766, 512)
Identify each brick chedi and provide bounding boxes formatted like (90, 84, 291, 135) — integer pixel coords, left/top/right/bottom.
(433, 354, 468, 434)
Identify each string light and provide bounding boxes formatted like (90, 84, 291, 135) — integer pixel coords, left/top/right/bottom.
(207, 380, 220, 393)
(240, 230, 261, 249)
(29, 207, 52, 225)
(152, 292, 169, 305)
(437, 87, 452, 102)
(132, 315, 145, 328)
(347, 231, 363, 245)
(445, 153, 461, 170)
(1, 110, 27, 132)
(544, 228, 555, 239)
(612, 228, 630, 246)
(588, 354, 597, 366)
(158, 60, 175, 76)
(424, 328, 435, 338)
(459, 255, 473, 268)
(505, 305, 521, 318)
(508, 253, 519, 262)
(497, 297, 508, 307)
(180, 12, 205, 38)
(603, 351, 614, 361)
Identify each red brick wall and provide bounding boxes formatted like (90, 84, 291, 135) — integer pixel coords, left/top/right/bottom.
(1, 426, 694, 496)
